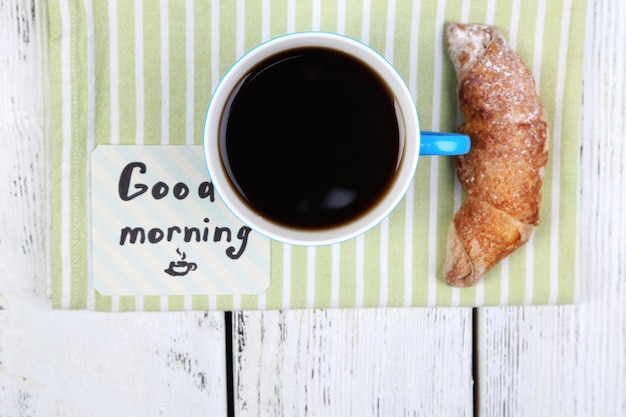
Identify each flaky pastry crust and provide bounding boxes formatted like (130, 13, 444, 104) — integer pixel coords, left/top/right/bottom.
(443, 23, 548, 287)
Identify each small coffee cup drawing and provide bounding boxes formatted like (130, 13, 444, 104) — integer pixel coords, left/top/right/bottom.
(164, 260, 197, 277)
(204, 32, 470, 246)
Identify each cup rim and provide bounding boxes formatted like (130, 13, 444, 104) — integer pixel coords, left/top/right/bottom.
(203, 32, 420, 246)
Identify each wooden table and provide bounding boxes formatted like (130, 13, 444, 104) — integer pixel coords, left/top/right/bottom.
(1, 0, 624, 415)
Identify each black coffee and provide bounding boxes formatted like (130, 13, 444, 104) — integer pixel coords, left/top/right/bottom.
(219, 47, 402, 230)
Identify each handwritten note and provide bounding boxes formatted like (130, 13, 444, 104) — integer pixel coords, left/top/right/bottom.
(91, 145, 270, 296)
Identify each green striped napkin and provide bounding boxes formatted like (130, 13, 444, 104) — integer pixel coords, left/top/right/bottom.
(47, 0, 586, 311)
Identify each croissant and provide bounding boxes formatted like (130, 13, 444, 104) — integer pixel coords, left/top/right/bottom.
(443, 23, 549, 287)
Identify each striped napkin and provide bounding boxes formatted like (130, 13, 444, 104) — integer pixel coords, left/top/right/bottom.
(47, 0, 586, 311)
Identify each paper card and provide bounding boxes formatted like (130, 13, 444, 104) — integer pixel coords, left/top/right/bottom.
(90, 145, 270, 296)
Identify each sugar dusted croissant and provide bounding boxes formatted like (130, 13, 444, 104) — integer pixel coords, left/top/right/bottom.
(443, 23, 548, 287)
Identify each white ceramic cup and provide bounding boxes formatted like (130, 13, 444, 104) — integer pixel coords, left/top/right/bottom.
(204, 32, 469, 246)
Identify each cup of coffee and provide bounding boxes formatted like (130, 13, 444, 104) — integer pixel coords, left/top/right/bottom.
(203, 32, 469, 246)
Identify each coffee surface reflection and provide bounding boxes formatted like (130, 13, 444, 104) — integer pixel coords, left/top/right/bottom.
(219, 47, 402, 230)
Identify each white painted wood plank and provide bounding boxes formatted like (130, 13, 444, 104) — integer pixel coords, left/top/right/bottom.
(0, 1, 228, 415)
(0, 294, 229, 417)
(477, 0, 626, 415)
(234, 309, 474, 417)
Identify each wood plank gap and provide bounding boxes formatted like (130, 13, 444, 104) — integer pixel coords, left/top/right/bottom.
(225, 311, 235, 417)
(472, 308, 480, 417)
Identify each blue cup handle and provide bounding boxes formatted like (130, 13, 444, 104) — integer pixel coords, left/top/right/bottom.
(420, 131, 471, 156)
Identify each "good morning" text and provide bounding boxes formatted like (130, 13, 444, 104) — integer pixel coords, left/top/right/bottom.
(117, 162, 250, 260)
